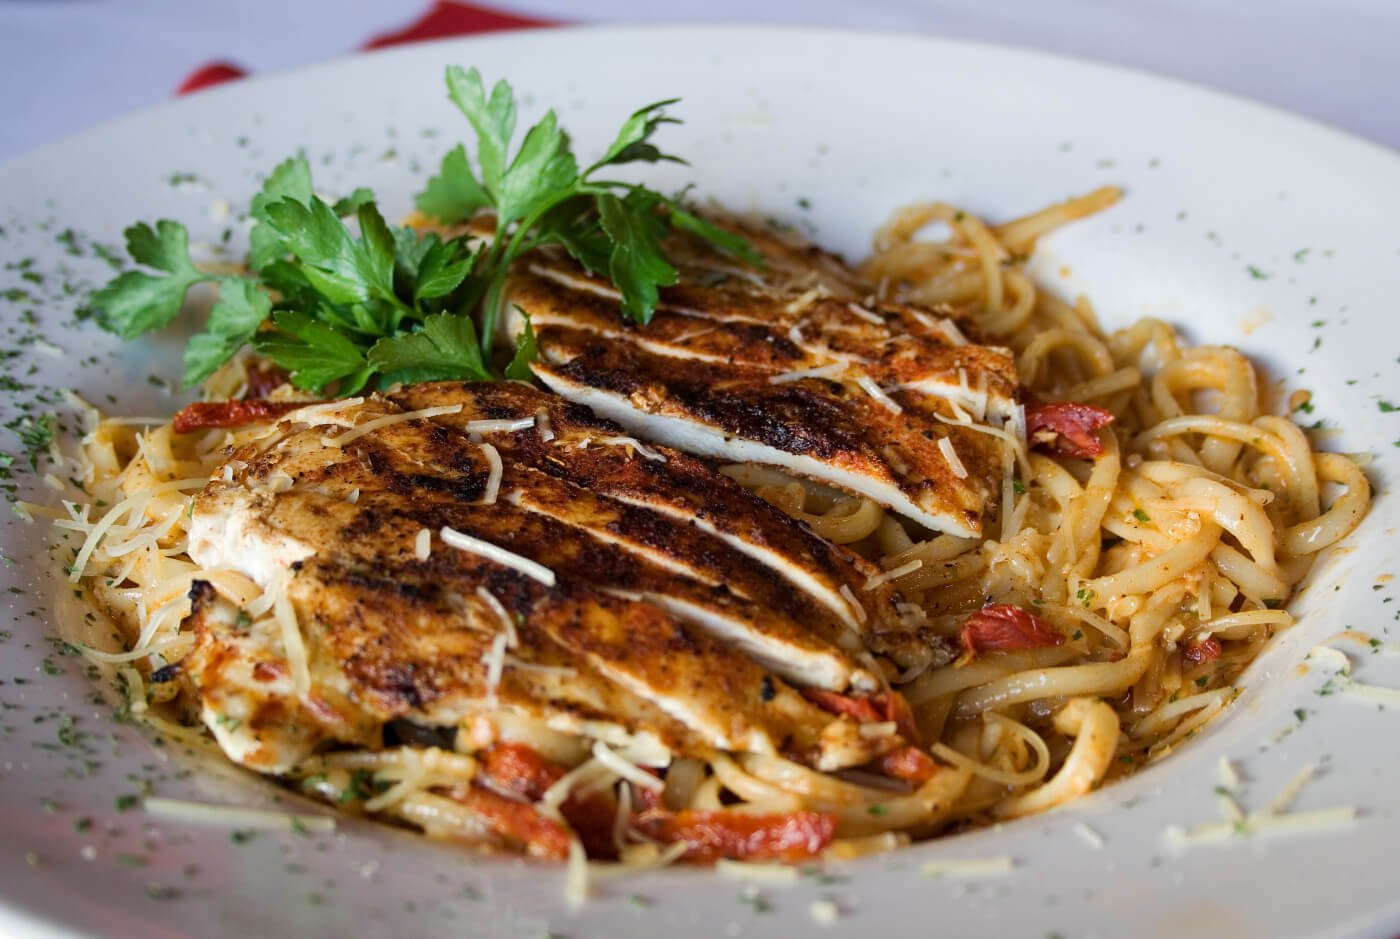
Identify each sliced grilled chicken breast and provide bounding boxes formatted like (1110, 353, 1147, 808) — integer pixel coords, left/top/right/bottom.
(504, 233, 1021, 537)
(182, 385, 920, 774)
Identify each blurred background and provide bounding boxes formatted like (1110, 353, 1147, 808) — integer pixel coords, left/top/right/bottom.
(1, 0, 1396, 161)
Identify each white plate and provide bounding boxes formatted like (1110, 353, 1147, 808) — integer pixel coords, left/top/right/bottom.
(1, 26, 1397, 939)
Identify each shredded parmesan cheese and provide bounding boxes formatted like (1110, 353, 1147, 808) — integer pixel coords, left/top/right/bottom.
(1164, 806, 1357, 847)
(440, 527, 557, 586)
(1073, 822, 1105, 850)
(839, 584, 868, 625)
(463, 417, 536, 434)
(480, 632, 508, 708)
(938, 437, 968, 479)
(475, 586, 518, 648)
(535, 408, 555, 442)
(1264, 764, 1316, 816)
(414, 528, 431, 561)
(282, 397, 365, 427)
(845, 302, 885, 326)
(143, 797, 336, 833)
(1217, 757, 1241, 789)
(479, 442, 503, 505)
(671, 325, 717, 343)
(809, 898, 841, 925)
(67, 477, 208, 582)
(1343, 681, 1400, 706)
(770, 362, 846, 385)
(910, 310, 969, 346)
(855, 375, 902, 414)
(323, 404, 464, 447)
(1307, 642, 1400, 704)
(273, 587, 311, 698)
(591, 741, 665, 792)
(118, 666, 148, 714)
(596, 435, 667, 462)
(1308, 645, 1351, 675)
(783, 286, 828, 314)
(865, 558, 923, 590)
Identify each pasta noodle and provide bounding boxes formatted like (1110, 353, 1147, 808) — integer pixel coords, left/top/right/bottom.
(50, 188, 1371, 871)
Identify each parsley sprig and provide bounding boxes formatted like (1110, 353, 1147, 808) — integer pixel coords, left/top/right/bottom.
(87, 67, 757, 395)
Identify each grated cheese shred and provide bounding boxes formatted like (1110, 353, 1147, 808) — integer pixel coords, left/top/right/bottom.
(595, 435, 667, 462)
(865, 558, 923, 590)
(855, 375, 902, 414)
(478, 442, 503, 505)
(143, 797, 335, 833)
(839, 584, 868, 625)
(322, 404, 464, 447)
(937, 437, 969, 479)
(463, 417, 536, 434)
(770, 362, 846, 385)
(440, 527, 557, 586)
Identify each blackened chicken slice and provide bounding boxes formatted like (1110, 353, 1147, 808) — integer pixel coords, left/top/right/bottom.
(183, 388, 907, 773)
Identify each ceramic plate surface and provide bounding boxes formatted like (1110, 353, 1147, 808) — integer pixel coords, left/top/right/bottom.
(0, 26, 1397, 939)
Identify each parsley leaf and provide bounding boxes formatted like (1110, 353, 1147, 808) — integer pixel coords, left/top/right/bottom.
(597, 190, 677, 323)
(416, 145, 491, 222)
(590, 98, 684, 171)
(182, 280, 272, 387)
(263, 198, 401, 311)
(412, 235, 477, 304)
(90, 221, 211, 339)
(444, 66, 517, 195)
(418, 67, 758, 334)
(254, 311, 372, 394)
(248, 155, 314, 271)
(668, 201, 765, 267)
(495, 109, 578, 227)
(504, 308, 538, 381)
(367, 313, 489, 385)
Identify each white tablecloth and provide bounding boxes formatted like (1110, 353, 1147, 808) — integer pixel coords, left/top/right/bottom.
(4, 0, 1397, 162)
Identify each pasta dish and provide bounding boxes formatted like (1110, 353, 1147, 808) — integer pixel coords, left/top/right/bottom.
(40, 67, 1371, 892)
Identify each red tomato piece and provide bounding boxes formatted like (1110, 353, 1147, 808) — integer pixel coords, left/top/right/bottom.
(801, 688, 920, 743)
(452, 785, 571, 860)
(1182, 636, 1223, 665)
(171, 399, 308, 433)
(876, 745, 940, 784)
(1025, 401, 1115, 458)
(959, 604, 1064, 657)
(633, 808, 836, 862)
(243, 362, 291, 399)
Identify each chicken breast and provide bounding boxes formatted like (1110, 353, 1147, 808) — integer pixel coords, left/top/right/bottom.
(504, 228, 1021, 538)
(182, 384, 921, 774)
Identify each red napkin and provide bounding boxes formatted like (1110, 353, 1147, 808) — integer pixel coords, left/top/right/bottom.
(176, 0, 556, 95)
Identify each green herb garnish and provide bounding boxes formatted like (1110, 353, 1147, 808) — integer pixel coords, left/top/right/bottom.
(86, 67, 756, 396)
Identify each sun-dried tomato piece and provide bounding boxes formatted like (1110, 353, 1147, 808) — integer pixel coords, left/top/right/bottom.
(242, 362, 291, 399)
(479, 742, 567, 801)
(450, 785, 571, 860)
(1025, 401, 1115, 458)
(477, 742, 617, 859)
(1182, 636, 1223, 666)
(802, 688, 920, 743)
(876, 745, 939, 784)
(633, 808, 836, 862)
(959, 603, 1064, 657)
(171, 399, 308, 433)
